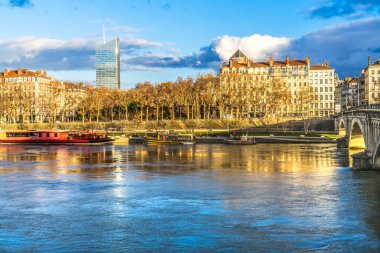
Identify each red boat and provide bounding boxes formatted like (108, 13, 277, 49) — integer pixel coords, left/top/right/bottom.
(0, 130, 114, 144)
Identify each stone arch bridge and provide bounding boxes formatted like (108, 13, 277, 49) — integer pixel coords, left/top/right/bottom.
(335, 104, 380, 170)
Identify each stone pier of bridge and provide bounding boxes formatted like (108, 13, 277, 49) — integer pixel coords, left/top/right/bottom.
(335, 105, 380, 170)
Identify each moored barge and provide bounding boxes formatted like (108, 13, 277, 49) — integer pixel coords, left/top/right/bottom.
(143, 133, 195, 145)
(0, 130, 114, 144)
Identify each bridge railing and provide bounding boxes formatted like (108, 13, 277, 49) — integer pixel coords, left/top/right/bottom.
(335, 103, 380, 117)
(345, 103, 380, 112)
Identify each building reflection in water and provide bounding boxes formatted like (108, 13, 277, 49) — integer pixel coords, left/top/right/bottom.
(132, 144, 350, 173)
(0, 143, 353, 178)
(0, 145, 126, 179)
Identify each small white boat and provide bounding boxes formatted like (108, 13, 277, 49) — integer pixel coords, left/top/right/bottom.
(181, 141, 195, 145)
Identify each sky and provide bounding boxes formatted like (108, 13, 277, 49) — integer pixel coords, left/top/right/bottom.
(0, 0, 380, 88)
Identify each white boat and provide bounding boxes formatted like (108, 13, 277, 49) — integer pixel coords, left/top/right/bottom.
(181, 141, 195, 145)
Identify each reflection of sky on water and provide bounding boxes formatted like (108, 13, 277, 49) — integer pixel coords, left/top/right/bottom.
(0, 144, 379, 251)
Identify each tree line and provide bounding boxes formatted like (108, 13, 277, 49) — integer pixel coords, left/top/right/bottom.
(0, 74, 317, 124)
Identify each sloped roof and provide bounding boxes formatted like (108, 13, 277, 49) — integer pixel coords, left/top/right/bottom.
(227, 59, 307, 68)
(0, 69, 52, 79)
(230, 49, 248, 59)
(310, 64, 331, 70)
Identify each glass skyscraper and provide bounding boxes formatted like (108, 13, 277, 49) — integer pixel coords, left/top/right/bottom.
(96, 38, 120, 89)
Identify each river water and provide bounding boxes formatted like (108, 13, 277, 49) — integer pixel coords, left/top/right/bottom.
(0, 143, 380, 252)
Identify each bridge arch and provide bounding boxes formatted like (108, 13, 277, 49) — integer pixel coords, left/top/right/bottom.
(338, 118, 346, 137)
(349, 118, 366, 149)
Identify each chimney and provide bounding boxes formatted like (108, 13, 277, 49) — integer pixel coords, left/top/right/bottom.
(306, 56, 310, 65)
(4, 69, 8, 76)
(286, 56, 290, 65)
(324, 61, 329, 68)
(43, 70, 47, 76)
(18, 68, 22, 75)
(269, 56, 274, 67)
(36, 70, 41, 75)
(368, 56, 372, 66)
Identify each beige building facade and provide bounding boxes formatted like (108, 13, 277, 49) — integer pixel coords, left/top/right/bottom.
(309, 64, 335, 116)
(362, 57, 380, 104)
(0, 68, 83, 123)
(220, 50, 335, 117)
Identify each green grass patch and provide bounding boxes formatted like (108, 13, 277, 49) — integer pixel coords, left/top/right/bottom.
(320, 133, 339, 139)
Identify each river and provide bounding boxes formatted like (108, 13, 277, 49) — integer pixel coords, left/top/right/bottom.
(0, 144, 380, 252)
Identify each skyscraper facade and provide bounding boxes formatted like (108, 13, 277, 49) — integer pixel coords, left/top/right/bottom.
(96, 38, 120, 89)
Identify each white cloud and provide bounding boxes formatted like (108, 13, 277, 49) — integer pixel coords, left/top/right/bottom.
(213, 34, 292, 61)
(1, 17, 380, 79)
(0, 36, 163, 70)
(211, 18, 380, 76)
(0, 37, 94, 64)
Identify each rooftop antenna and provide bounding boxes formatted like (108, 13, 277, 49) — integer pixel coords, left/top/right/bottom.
(102, 24, 106, 45)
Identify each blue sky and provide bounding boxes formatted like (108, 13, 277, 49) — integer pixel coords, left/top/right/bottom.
(1, 0, 380, 88)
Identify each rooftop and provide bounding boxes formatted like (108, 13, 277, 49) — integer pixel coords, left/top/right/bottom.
(310, 64, 331, 70)
(0, 68, 51, 79)
(223, 50, 311, 69)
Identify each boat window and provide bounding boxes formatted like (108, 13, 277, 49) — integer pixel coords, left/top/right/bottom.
(39, 133, 42, 137)
(46, 133, 50, 137)
(54, 133, 58, 137)
(6, 132, 30, 137)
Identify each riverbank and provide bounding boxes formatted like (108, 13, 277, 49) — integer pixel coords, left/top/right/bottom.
(114, 135, 337, 144)
(0, 117, 334, 132)
(1, 118, 338, 144)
